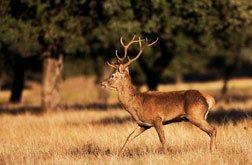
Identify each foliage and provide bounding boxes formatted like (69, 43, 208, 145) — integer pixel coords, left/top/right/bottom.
(0, 0, 251, 87)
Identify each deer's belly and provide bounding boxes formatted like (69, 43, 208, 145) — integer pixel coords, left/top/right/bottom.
(137, 109, 160, 124)
(139, 104, 185, 124)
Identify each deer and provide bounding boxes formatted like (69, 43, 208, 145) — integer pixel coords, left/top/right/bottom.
(101, 35, 217, 156)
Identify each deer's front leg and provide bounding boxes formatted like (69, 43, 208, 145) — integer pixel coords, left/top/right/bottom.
(154, 117, 168, 154)
(118, 126, 150, 156)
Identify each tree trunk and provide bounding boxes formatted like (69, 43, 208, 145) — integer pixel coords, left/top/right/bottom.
(145, 72, 159, 90)
(221, 78, 228, 96)
(221, 64, 233, 97)
(220, 65, 234, 103)
(219, 49, 242, 104)
(0, 74, 2, 93)
(130, 1, 175, 90)
(220, 68, 232, 102)
(221, 50, 240, 98)
(175, 73, 183, 84)
(41, 54, 63, 112)
(9, 58, 25, 103)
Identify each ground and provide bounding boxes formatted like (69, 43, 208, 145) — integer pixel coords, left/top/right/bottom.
(0, 77, 251, 165)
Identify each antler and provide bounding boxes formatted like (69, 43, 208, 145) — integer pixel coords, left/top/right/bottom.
(123, 37, 159, 68)
(115, 35, 144, 62)
(106, 36, 158, 69)
(106, 61, 117, 69)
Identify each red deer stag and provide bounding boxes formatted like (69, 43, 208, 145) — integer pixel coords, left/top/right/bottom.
(101, 35, 216, 156)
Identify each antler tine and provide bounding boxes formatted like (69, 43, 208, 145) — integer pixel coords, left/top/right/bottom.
(106, 61, 117, 69)
(139, 36, 142, 47)
(123, 37, 159, 68)
(119, 35, 136, 46)
(115, 50, 124, 61)
(131, 35, 136, 42)
(124, 37, 144, 67)
(116, 37, 127, 61)
(120, 37, 126, 47)
(147, 37, 159, 46)
(116, 35, 141, 62)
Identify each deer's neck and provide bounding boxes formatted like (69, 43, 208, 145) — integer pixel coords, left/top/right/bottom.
(117, 80, 139, 106)
(117, 78, 142, 119)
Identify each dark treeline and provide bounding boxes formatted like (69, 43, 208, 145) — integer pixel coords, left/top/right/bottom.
(0, 0, 252, 112)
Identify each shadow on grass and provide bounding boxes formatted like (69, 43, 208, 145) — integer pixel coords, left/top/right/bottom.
(68, 143, 112, 157)
(208, 108, 252, 124)
(69, 143, 156, 157)
(68, 140, 249, 158)
(0, 103, 121, 115)
(123, 142, 211, 158)
(59, 103, 120, 111)
(0, 104, 42, 115)
(68, 143, 210, 158)
(0, 103, 251, 126)
(215, 94, 252, 103)
(91, 116, 133, 125)
(91, 108, 252, 126)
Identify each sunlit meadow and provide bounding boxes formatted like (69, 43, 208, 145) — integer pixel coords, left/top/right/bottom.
(0, 77, 251, 165)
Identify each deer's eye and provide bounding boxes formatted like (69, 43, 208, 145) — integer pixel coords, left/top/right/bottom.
(110, 74, 115, 79)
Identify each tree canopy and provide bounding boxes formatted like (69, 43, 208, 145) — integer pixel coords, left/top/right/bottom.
(0, 0, 251, 90)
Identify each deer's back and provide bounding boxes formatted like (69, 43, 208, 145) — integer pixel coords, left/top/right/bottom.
(139, 90, 208, 122)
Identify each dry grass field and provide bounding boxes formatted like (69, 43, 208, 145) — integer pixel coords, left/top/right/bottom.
(0, 77, 251, 165)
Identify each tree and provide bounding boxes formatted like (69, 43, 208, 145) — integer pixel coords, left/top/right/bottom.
(0, 0, 86, 111)
(0, 1, 41, 102)
(128, 0, 252, 90)
(207, 0, 252, 96)
(1, 0, 251, 108)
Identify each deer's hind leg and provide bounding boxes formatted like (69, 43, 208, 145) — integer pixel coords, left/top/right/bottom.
(154, 117, 168, 154)
(187, 115, 217, 151)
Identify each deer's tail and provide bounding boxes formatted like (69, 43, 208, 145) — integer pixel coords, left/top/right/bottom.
(202, 93, 216, 119)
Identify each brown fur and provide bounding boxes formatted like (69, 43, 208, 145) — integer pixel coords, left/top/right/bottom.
(101, 67, 217, 156)
(101, 36, 216, 156)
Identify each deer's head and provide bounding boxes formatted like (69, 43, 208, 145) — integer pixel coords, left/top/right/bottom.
(101, 35, 158, 90)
